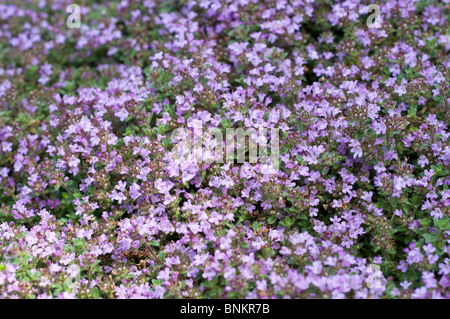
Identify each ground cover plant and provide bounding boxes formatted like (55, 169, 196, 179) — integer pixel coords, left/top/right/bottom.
(0, 0, 449, 299)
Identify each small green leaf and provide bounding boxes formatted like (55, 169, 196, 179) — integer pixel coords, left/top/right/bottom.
(91, 287, 99, 299)
(149, 239, 160, 247)
(423, 234, 437, 243)
(240, 242, 249, 248)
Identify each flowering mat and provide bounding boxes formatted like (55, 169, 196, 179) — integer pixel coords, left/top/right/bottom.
(0, 0, 449, 299)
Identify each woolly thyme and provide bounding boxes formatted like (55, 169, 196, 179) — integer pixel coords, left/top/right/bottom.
(0, 0, 449, 299)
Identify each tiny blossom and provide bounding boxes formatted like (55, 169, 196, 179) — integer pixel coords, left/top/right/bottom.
(0, 0, 449, 300)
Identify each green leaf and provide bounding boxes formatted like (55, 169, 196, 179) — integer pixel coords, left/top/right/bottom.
(73, 238, 85, 250)
(152, 279, 161, 286)
(221, 118, 231, 128)
(407, 106, 417, 118)
(285, 217, 291, 226)
(149, 239, 160, 247)
(268, 216, 277, 225)
(91, 287, 99, 299)
(356, 130, 364, 141)
(28, 65, 38, 74)
(423, 233, 437, 243)
(240, 242, 249, 248)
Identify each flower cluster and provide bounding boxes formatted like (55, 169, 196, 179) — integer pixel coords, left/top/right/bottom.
(0, 0, 449, 299)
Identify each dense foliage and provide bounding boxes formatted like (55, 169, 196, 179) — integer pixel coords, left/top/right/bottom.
(0, 0, 449, 299)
